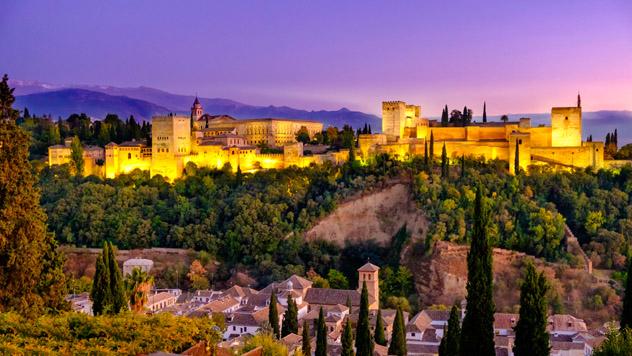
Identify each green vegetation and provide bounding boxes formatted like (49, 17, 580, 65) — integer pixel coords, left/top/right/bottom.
(341, 319, 354, 356)
(0, 312, 222, 355)
(242, 332, 289, 356)
(91, 242, 128, 315)
(355, 282, 373, 356)
(0, 74, 67, 317)
(301, 319, 311, 356)
(387, 306, 406, 356)
(269, 290, 280, 339)
(315, 307, 327, 356)
(622, 260, 632, 330)
(70, 135, 84, 175)
(593, 328, 632, 356)
(460, 188, 496, 355)
(438, 304, 460, 356)
(281, 293, 298, 337)
(373, 308, 386, 346)
(513, 262, 550, 356)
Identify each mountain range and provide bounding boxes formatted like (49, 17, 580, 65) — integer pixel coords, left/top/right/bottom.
(10, 80, 632, 144)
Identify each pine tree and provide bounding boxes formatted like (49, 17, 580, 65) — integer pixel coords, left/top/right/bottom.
(439, 304, 461, 356)
(483, 102, 487, 123)
(107, 242, 127, 313)
(302, 319, 312, 356)
(514, 141, 520, 175)
(282, 293, 299, 337)
(388, 306, 407, 356)
(269, 290, 280, 339)
(316, 307, 327, 356)
(441, 142, 448, 178)
(341, 319, 355, 356)
(460, 188, 496, 355)
(513, 262, 550, 356)
(355, 282, 374, 356)
(621, 260, 632, 330)
(0, 81, 67, 316)
(374, 308, 387, 346)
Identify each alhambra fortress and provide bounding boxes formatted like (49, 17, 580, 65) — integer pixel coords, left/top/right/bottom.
(48, 95, 605, 180)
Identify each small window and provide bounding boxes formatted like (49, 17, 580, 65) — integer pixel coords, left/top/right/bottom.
(128, 153, 131, 159)
(518, 139, 522, 144)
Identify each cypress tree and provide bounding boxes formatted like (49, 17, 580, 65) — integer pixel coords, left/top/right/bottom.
(615, 128, 619, 147)
(388, 306, 407, 356)
(513, 262, 550, 356)
(483, 102, 487, 123)
(621, 260, 632, 330)
(441, 106, 449, 126)
(514, 141, 520, 175)
(282, 293, 299, 337)
(368, 125, 372, 134)
(374, 308, 387, 346)
(441, 142, 448, 178)
(424, 139, 429, 169)
(316, 307, 327, 356)
(269, 290, 280, 339)
(91, 243, 111, 315)
(341, 319, 355, 356)
(460, 188, 495, 355)
(302, 319, 312, 356)
(346, 295, 353, 312)
(0, 78, 67, 316)
(429, 131, 435, 166)
(70, 135, 84, 176)
(606, 133, 611, 146)
(439, 304, 461, 356)
(355, 281, 374, 356)
(107, 242, 127, 313)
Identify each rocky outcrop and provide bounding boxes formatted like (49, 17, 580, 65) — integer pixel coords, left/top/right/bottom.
(304, 182, 427, 246)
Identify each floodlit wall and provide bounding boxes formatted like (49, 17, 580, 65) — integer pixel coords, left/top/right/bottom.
(551, 107, 582, 147)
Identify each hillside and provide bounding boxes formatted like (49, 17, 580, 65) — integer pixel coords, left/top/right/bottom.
(304, 181, 427, 246)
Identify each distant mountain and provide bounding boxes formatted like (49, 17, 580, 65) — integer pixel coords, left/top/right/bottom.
(15, 89, 171, 121)
(12, 81, 381, 129)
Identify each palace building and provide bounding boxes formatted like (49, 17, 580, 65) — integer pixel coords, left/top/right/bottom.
(48, 95, 607, 180)
(359, 95, 604, 173)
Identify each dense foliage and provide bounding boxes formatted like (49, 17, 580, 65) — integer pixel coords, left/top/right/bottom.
(593, 328, 632, 356)
(91, 242, 128, 315)
(0, 312, 222, 355)
(0, 75, 67, 317)
(460, 188, 496, 356)
(513, 262, 550, 356)
(438, 304, 460, 356)
(355, 282, 374, 356)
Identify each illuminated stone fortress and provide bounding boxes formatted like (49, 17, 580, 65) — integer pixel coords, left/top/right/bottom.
(99, 98, 347, 181)
(359, 95, 604, 172)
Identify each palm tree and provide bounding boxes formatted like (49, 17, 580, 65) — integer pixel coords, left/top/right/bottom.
(125, 267, 154, 313)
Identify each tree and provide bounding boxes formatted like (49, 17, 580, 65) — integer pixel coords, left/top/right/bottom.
(439, 304, 461, 356)
(70, 136, 84, 176)
(341, 319, 355, 356)
(429, 131, 435, 165)
(460, 188, 495, 355)
(91, 243, 111, 315)
(0, 74, 18, 121)
(316, 307, 327, 356)
(269, 290, 281, 339)
(441, 106, 449, 126)
(513, 262, 550, 356)
(460, 155, 465, 179)
(501, 114, 509, 123)
(187, 260, 209, 290)
(594, 328, 632, 356)
(424, 139, 429, 168)
(107, 242, 127, 313)
(296, 126, 310, 144)
(355, 281, 374, 356)
(125, 267, 153, 313)
(0, 102, 67, 316)
(621, 259, 632, 330)
(514, 141, 520, 175)
(441, 142, 448, 178)
(483, 102, 487, 123)
(374, 308, 387, 346)
(388, 306, 407, 356)
(302, 319, 312, 356)
(327, 269, 349, 289)
(282, 293, 299, 337)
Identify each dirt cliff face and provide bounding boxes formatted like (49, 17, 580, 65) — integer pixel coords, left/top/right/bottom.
(304, 182, 428, 246)
(407, 241, 620, 328)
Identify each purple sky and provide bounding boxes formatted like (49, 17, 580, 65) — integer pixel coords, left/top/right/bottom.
(2, 0, 632, 116)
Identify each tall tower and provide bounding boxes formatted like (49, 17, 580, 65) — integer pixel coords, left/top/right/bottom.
(357, 262, 380, 310)
(191, 97, 203, 121)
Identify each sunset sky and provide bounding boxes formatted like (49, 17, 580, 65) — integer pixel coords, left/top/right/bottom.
(2, 0, 631, 116)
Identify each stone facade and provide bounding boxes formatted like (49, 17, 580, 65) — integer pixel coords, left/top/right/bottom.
(361, 97, 605, 173)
